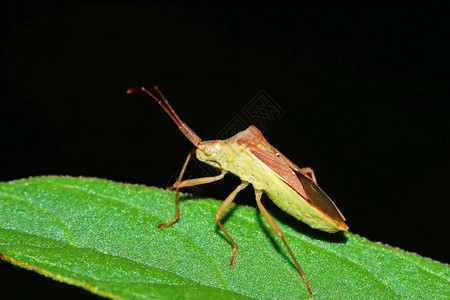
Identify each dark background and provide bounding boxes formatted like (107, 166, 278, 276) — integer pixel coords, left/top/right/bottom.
(1, 1, 448, 298)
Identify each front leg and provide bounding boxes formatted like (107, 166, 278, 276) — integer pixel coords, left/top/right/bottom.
(158, 150, 225, 229)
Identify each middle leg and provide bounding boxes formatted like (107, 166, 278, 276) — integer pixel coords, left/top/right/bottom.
(215, 181, 249, 266)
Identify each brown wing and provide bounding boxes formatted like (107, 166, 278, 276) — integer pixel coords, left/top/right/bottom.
(297, 172, 345, 221)
(248, 135, 345, 223)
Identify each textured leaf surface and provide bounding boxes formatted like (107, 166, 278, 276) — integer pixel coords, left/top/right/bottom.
(0, 176, 448, 299)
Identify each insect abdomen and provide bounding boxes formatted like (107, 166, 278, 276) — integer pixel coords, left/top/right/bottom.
(214, 146, 343, 232)
(231, 150, 343, 233)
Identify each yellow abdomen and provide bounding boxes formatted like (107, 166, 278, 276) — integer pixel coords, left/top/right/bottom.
(221, 147, 343, 233)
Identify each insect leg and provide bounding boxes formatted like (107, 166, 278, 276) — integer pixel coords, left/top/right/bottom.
(271, 148, 317, 185)
(157, 150, 225, 229)
(299, 167, 317, 185)
(215, 181, 249, 266)
(255, 190, 313, 296)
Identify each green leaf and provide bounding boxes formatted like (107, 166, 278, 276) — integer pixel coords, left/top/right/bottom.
(0, 176, 448, 299)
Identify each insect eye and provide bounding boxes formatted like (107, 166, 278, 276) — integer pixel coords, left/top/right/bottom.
(204, 146, 212, 155)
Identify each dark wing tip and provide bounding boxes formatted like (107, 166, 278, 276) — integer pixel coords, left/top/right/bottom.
(298, 173, 346, 223)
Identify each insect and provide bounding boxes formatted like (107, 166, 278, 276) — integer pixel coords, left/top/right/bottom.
(127, 86, 348, 296)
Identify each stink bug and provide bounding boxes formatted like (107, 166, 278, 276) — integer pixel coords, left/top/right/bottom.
(127, 86, 348, 296)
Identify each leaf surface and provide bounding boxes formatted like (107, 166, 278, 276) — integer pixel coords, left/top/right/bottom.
(0, 176, 448, 299)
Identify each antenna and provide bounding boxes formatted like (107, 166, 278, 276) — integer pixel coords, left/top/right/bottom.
(127, 86, 202, 147)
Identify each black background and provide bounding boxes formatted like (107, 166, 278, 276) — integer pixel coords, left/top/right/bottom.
(1, 1, 448, 298)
